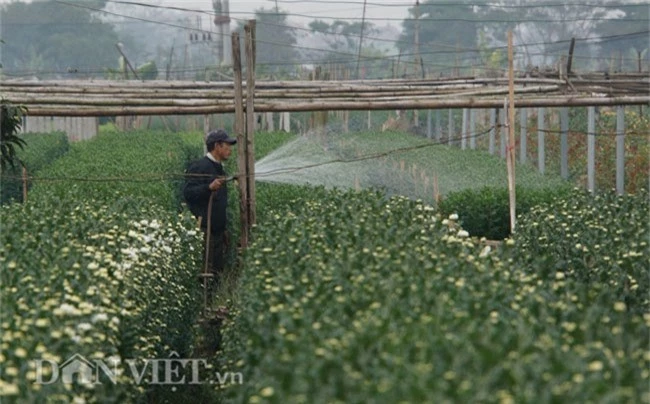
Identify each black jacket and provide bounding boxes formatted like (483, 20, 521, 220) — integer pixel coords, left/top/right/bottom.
(183, 156, 228, 235)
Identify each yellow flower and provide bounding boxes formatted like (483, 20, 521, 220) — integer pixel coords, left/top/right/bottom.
(260, 387, 274, 397)
(588, 361, 603, 372)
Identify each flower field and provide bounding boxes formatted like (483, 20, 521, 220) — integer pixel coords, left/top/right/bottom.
(220, 187, 649, 403)
(1, 128, 647, 403)
(0, 130, 205, 402)
(0, 131, 69, 204)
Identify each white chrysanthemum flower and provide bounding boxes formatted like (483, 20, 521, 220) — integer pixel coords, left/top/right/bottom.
(479, 245, 491, 258)
(77, 323, 92, 332)
(92, 313, 109, 323)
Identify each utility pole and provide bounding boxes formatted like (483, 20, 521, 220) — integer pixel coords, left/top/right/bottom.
(355, 0, 368, 79)
(413, 0, 421, 126)
(414, 0, 421, 79)
(213, 0, 231, 65)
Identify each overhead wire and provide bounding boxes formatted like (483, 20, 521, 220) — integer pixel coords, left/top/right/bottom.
(3, 1, 645, 78)
(5, 126, 498, 183)
(271, 0, 649, 9)
(5, 123, 648, 184)
(44, 1, 650, 58)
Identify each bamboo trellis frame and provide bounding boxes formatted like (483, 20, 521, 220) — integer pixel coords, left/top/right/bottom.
(2, 72, 648, 116)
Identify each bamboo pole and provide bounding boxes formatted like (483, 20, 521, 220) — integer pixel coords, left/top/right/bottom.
(616, 106, 625, 195)
(5, 85, 568, 105)
(537, 107, 546, 174)
(232, 32, 248, 249)
(587, 106, 596, 192)
(245, 20, 257, 227)
(14, 96, 650, 116)
(519, 108, 527, 164)
(3, 74, 645, 89)
(560, 108, 569, 179)
(507, 31, 516, 233)
(489, 109, 496, 154)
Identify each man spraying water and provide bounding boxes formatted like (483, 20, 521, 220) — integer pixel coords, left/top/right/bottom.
(184, 129, 237, 295)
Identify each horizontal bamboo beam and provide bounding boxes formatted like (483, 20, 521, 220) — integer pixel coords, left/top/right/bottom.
(5, 85, 564, 106)
(21, 95, 650, 116)
(6, 76, 641, 90)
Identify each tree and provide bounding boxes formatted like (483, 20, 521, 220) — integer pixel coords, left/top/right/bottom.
(480, 1, 649, 72)
(0, 0, 120, 78)
(235, 8, 298, 77)
(596, 2, 649, 72)
(0, 100, 27, 173)
(303, 19, 392, 78)
(399, 1, 481, 77)
(308, 20, 377, 54)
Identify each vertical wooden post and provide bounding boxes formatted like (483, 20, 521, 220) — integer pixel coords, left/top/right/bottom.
(616, 106, 625, 195)
(567, 38, 576, 75)
(560, 107, 569, 179)
(426, 110, 432, 139)
(500, 108, 507, 158)
(507, 31, 516, 233)
(489, 109, 496, 154)
(232, 31, 248, 248)
(469, 109, 476, 149)
(435, 110, 441, 141)
(447, 109, 454, 145)
(344, 69, 350, 133)
(639, 51, 644, 116)
(356, 0, 368, 79)
(282, 112, 290, 132)
(519, 108, 527, 164)
(587, 106, 596, 192)
(461, 108, 468, 150)
(433, 174, 440, 203)
(265, 112, 274, 131)
(537, 107, 546, 174)
(22, 165, 28, 203)
(367, 111, 372, 130)
(245, 20, 257, 227)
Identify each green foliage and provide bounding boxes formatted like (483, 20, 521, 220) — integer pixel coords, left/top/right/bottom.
(0, 100, 27, 172)
(1, 131, 69, 205)
(514, 188, 649, 314)
(438, 185, 573, 240)
(29, 130, 191, 211)
(0, 199, 202, 402)
(591, 3, 649, 70)
(346, 130, 568, 199)
(0, 1, 119, 77)
(400, 0, 479, 76)
(526, 107, 650, 193)
(136, 61, 158, 80)
(235, 9, 298, 76)
(0, 129, 207, 401)
(220, 188, 649, 402)
(254, 131, 296, 160)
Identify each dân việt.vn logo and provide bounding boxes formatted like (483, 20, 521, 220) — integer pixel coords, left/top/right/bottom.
(33, 352, 243, 386)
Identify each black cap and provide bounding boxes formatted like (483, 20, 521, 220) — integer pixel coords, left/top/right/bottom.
(206, 129, 237, 146)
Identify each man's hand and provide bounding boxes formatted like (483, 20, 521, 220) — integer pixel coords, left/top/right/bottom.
(208, 177, 225, 191)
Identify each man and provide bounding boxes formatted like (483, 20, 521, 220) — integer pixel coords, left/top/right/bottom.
(184, 129, 237, 283)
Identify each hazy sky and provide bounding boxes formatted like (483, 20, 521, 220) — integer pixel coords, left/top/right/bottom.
(162, 0, 411, 27)
(0, 0, 412, 29)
